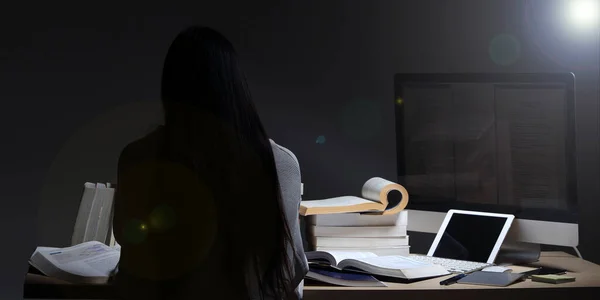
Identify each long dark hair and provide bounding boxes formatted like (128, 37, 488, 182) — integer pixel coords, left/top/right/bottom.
(160, 27, 294, 298)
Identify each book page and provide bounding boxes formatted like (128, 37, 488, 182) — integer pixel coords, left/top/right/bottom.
(325, 251, 378, 265)
(341, 255, 431, 270)
(300, 196, 378, 208)
(361, 177, 393, 201)
(360, 177, 409, 214)
(38, 242, 119, 277)
(31, 247, 60, 260)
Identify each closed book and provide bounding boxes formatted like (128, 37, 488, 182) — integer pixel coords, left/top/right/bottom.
(82, 183, 106, 243)
(316, 246, 410, 257)
(531, 274, 576, 284)
(310, 225, 407, 237)
(311, 236, 409, 248)
(93, 184, 115, 245)
(307, 210, 408, 227)
(71, 183, 98, 245)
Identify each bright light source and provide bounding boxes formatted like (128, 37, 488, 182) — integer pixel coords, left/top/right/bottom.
(568, 0, 599, 29)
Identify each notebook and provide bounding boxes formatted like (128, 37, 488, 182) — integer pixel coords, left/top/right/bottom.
(531, 274, 576, 284)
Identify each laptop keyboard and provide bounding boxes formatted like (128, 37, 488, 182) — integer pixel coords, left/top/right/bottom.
(408, 255, 491, 273)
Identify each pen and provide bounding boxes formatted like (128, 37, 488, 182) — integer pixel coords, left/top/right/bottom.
(439, 273, 467, 285)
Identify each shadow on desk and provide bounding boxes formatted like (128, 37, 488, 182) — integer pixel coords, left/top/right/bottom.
(25, 274, 117, 300)
(304, 287, 600, 300)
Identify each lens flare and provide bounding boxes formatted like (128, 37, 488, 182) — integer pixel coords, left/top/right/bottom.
(489, 34, 521, 66)
(149, 204, 177, 231)
(123, 219, 148, 244)
(568, 0, 599, 29)
(316, 135, 326, 144)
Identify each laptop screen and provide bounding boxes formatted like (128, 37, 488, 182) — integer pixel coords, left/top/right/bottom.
(432, 213, 509, 263)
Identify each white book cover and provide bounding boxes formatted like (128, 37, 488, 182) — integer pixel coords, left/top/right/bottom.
(312, 236, 409, 248)
(71, 183, 98, 246)
(316, 247, 410, 257)
(307, 209, 408, 227)
(92, 184, 115, 244)
(310, 225, 407, 237)
(82, 183, 105, 243)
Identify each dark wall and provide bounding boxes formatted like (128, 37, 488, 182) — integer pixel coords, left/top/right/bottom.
(2, 0, 598, 298)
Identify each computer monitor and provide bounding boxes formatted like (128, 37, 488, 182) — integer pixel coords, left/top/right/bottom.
(394, 73, 578, 249)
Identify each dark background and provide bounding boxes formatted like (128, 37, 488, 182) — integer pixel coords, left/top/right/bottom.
(1, 0, 598, 298)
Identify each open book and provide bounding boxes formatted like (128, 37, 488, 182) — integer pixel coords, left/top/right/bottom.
(299, 177, 409, 216)
(306, 268, 386, 287)
(306, 251, 449, 280)
(30, 241, 120, 284)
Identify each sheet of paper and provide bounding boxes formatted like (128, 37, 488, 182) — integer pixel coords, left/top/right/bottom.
(40, 242, 119, 277)
(31, 247, 59, 259)
(326, 251, 378, 264)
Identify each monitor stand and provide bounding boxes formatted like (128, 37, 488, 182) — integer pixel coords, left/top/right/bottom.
(495, 241, 541, 265)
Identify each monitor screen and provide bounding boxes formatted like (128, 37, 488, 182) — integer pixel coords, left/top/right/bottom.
(433, 213, 508, 263)
(394, 74, 577, 223)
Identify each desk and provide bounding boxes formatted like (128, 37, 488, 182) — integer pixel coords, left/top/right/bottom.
(24, 252, 600, 299)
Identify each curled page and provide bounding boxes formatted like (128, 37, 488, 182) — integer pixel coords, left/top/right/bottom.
(361, 177, 409, 215)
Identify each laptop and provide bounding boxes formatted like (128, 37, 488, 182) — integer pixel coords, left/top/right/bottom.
(409, 209, 515, 273)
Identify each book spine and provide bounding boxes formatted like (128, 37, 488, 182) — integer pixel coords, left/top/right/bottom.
(312, 236, 410, 248)
(306, 210, 408, 227)
(315, 247, 411, 257)
(310, 225, 407, 237)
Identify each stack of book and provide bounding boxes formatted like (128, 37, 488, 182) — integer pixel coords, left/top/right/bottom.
(306, 210, 409, 256)
(300, 177, 411, 256)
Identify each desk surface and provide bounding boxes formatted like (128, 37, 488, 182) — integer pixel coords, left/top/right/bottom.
(303, 252, 600, 300)
(25, 252, 600, 299)
(306, 251, 600, 290)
